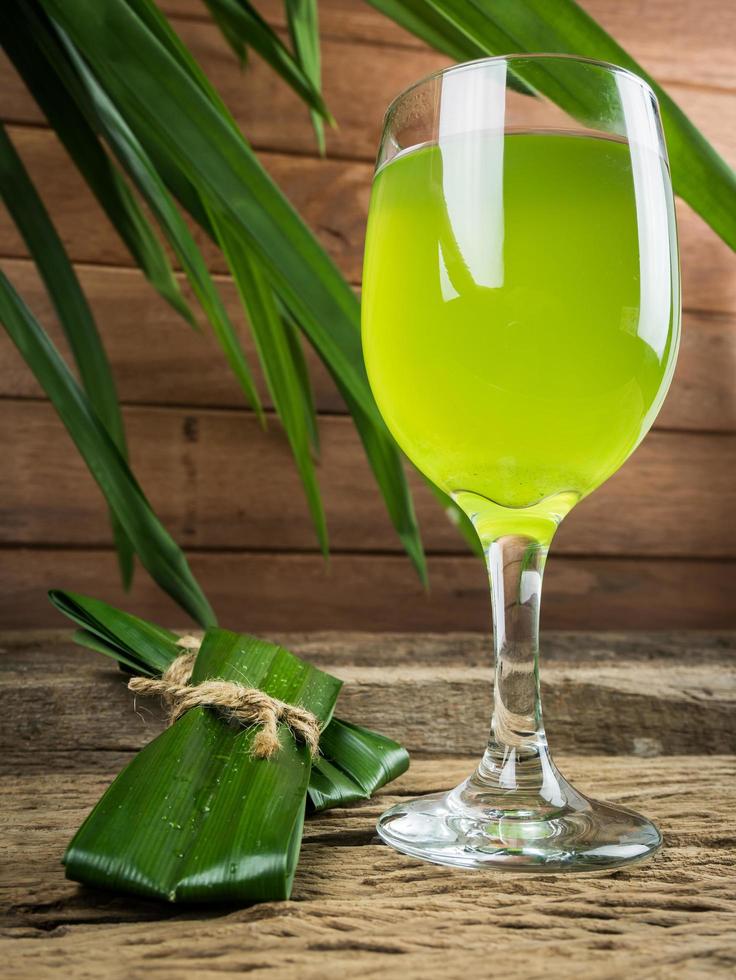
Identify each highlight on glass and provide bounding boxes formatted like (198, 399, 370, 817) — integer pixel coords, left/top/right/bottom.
(361, 55, 680, 871)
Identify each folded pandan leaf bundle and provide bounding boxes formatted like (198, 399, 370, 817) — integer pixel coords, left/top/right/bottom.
(49, 591, 409, 903)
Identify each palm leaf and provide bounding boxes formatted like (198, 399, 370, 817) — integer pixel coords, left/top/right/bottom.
(0, 123, 135, 587)
(211, 210, 328, 552)
(124, 0, 246, 131)
(103, 3, 323, 462)
(116, 10, 324, 482)
(310, 718, 411, 811)
(39, 0, 426, 579)
(2, 2, 195, 326)
(57, 33, 264, 418)
(49, 590, 410, 811)
(12, 0, 262, 417)
(203, 3, 249, 64)
(201, 0, 331, 123)
(48, 590, 182, 675)
(367, 0, 736, 251)
(0, 275, 216, 627)
(281, 309, 320, 451)
(285, 0, 327, 154)
(362, 0, 490, 62)
(64, 629, 342, 902)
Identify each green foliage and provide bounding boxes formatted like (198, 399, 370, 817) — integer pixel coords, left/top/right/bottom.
(1, 0, 426, 618)
(65, 629, 341, 902)
(50, 589, 410, 814)
(0, 276, 217, 627)
(0, 123, 134, 585)
(285, 0, 327, 153)
(50, 592, 410, 900)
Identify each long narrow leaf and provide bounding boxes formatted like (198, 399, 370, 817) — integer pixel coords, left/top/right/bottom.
(56, 33, 263, 418)
(310, 718, 410, 811)
(42, 0, 369, 417)
(124, 0, 245, 134)
(2, 2, 195, 326)
(211, 211, 328, 553)
(281, 308, 320, 451)
(204, 4, 249, 64)
(64, 629, 342, 902)
(362, 0, 488, 62)
(103, 5, 323, 458)
(285, 0, 326, 153)
(48, 590, 182, 675)
(339, 383, 427, 583)
(0, 123, 134, 586)
(49, 590, 410, 810)
(0, 275, 216, 627)
(40, 0, 426, 576)
(367, 0, 736, 251)
(202, 0, 332, 123)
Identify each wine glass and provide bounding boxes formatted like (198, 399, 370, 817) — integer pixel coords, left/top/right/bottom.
(361, 55, 680, 871)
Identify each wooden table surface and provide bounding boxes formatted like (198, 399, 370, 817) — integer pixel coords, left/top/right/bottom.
(2, 631, 735, 978)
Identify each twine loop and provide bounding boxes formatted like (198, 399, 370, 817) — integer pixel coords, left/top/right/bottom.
(128, 637, 321, 759)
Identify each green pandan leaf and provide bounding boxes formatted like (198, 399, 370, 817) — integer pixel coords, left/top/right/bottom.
(48, 590, 182, 675)
(309, 718, 411, 812)
(38, 0, 426, 583)
(64, 629, 342, 902)
(50, 592, 410, 818)
(0, 277, 216, 628)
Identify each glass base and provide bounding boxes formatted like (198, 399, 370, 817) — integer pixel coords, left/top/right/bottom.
(377, 769, 662, 873)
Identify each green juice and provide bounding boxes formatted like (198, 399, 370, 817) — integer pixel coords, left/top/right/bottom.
(362, 132, 679, 540)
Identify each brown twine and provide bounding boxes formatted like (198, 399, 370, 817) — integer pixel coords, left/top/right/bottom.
(127, 637, 321, 759)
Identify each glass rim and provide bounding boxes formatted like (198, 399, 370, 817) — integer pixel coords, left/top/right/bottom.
(383, 53, 657, 123)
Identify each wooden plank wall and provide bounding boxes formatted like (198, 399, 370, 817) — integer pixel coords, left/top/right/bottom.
(1, 0, 735, 630)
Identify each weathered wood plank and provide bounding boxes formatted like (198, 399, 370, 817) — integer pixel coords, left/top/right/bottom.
(2, 757, 734, 978)
(2, 126, 734, 316)
(0, 125, 367, 281)
(2, 258, 735, 432)
(2, 400, 734, 556)
(2, 15, 735, 165)
(0, 548, 733, 631)
(1, 632, 733, 768)
(1, 631, 734, 973)
(162, 0, 736, 92)
(0, 259, 345, 414)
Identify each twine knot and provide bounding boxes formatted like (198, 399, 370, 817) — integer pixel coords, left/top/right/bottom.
(128, 637, 321, 759)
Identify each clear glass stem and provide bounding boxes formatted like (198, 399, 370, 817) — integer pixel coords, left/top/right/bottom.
(376, 514, 663, 868)
(471, 533, 562, 811)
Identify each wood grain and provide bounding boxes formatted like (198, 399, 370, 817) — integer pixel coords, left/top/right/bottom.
(0, 548, 733, 631)
(2, 126, 734, 316)
(2, 399, 734, 556)
(2, 631, 733, 767)
(1, 632, 734, 975)
(2, 258, 735, 432)
(2, 756, 735, 977)
(0, 258, 345, 414)
(0, 125, 368, 282)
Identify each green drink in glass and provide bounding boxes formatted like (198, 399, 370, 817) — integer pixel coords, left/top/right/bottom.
(362, 57, 680, 871)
